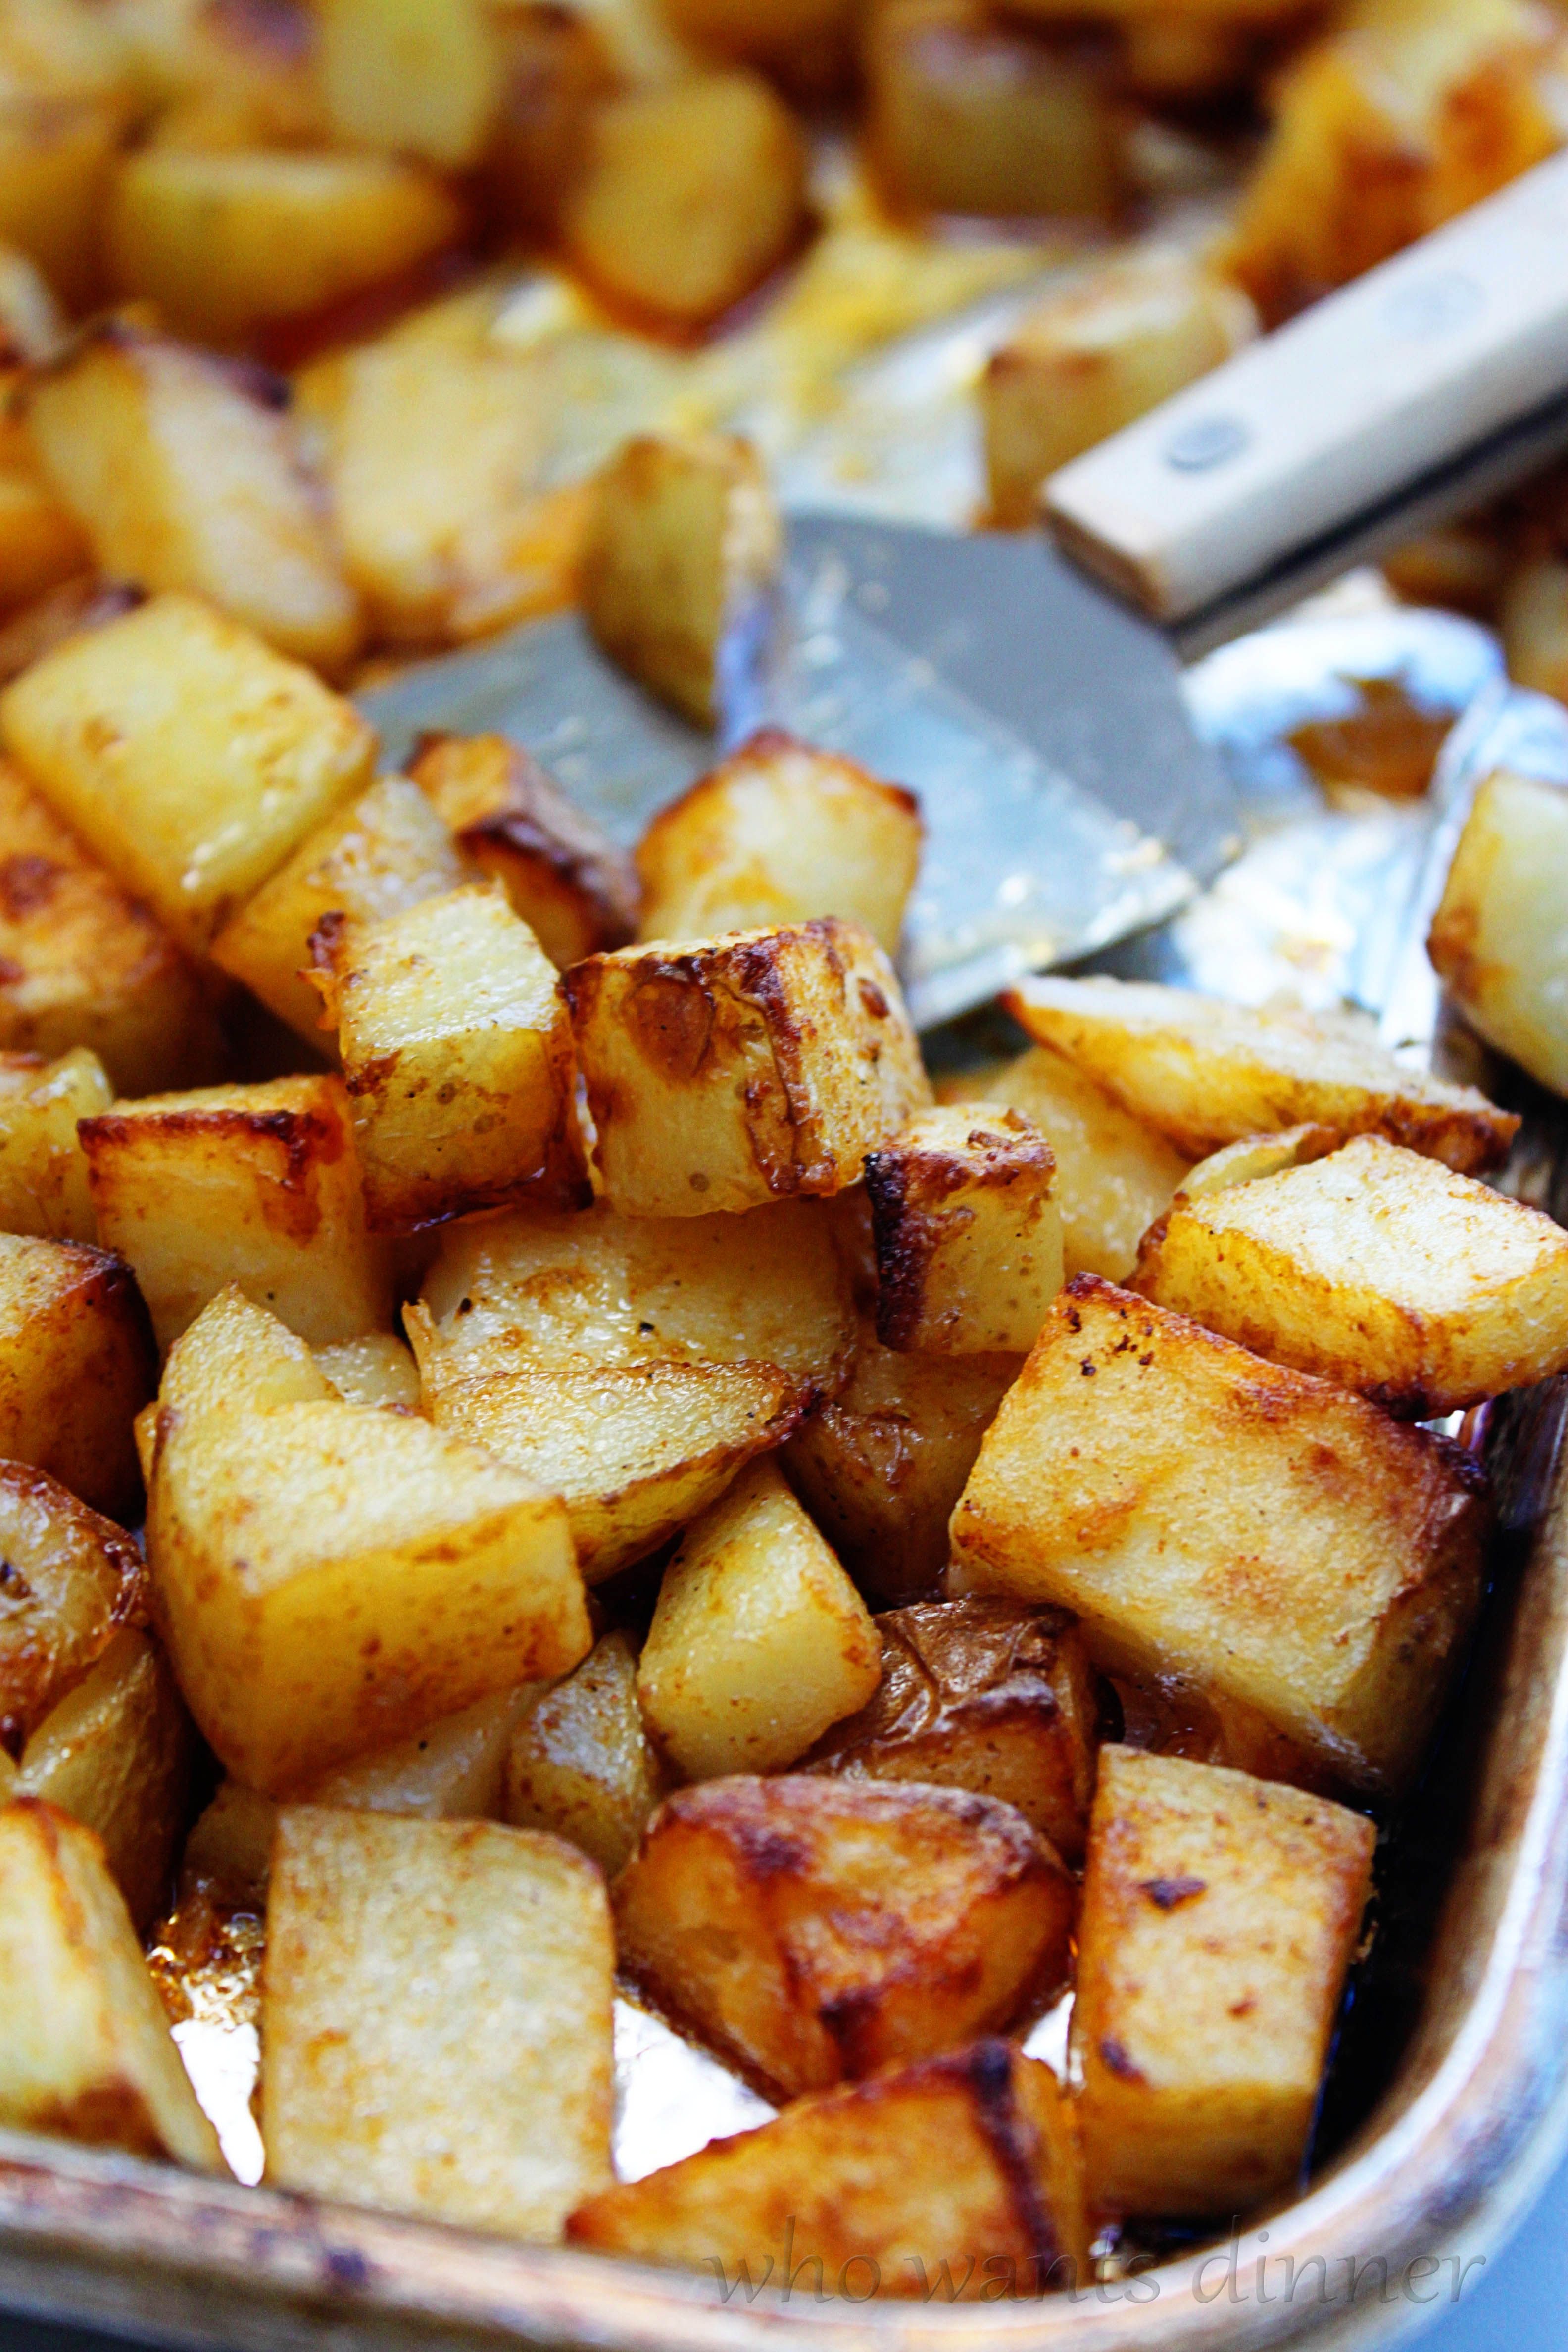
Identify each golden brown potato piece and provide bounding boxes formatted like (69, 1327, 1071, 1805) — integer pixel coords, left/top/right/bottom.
(409, 1322, 808, 1582)
(410, 731, 637, 967)
(0, 92, 122, 311)
(211, 772, 470, 1046)
(1429, 768, 1568, 1096)
(0, 753, 217, 1098)
(615, 1775, 1074, 2097)
(1501, 556, 1568, 705)
(1073, 1748, 1375, 2216)
(635, 729, 922, 957)
(1135, 1132, 1568, 1414)
(312, 886, 588, 1230)
(81, 1074, 391, 1354)
(637, 1459, 881, 1778)
(564, 918, 930, 1217)
(563, 74, 807, 331)
(0, 592, 376, 956)
(568, 2039, 1091, 2296)
(0, 1045, 107, 1241)
(866, 1104, 1063, 1353)
(1176, 1121, 1339, 1198)
(16, 1628, 193, 1932)
(484, 2, 616, 237)
(581, 434, 780, 729)
(112, 0, 323, 141)
(312, 1329, 420, 1411)
(0, 1234, 153, 1521)
(868, 0, 1124, 221)
(317, 0, 500, 168)
(1224, 0, 1563, 322)
(146, 1289, 589, 1793)
(784, 1324, 1021, 1602)
(659, 0, 859, 97)
(26, 324, 363, 675)
(802, 1597, 1099, 1864)
(982, 249, 1256, 526)
(944, 1043, 1189, 1280)
(263, 1808, 613, 2236)
(1005, 974, 1517, 1174)
(0, 1799, 223, 2169)
(0, 464, 90, 618)
(505, 1629, 667, 1875)
(301, 1685, 539, 1820)
(950, 1275, 1488, 1800)
(0, 1461, 146, 1757)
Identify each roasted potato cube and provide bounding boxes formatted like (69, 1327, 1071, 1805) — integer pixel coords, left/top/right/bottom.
(112, 0, 323, 141)
(505, 1629, 667, 1874)
(211, 772, 469, 1046)
(106, 146, 465, 348)
(637, 1459, 881, 1778)
(0, 1461, 145, 1756)
(866, 1104, 1063, 1353)
(0, 1799, 223, 2169)
(0, 1045, 107, 1240)
(81, 1074, 391, 1354)
(944, 1043, 1189, 1280)
(263, 1808, 613, 2235)
(410, 731, 637, 967)
(0, 592, 376, 955)
(582, 434, 781, 729)
(635, 729, 921, 957)
(784, 1323, 1021, 1602)
(1134, 1132, 1568, 1414)
(313, 1329, 420, 1410)
(0, 1234, 153, 1520)
(317, 0, 501, 168)
(312, 885, 587, 1229)
(0, 463, 90, 617)
(1225, 0, 1563, 322)
(1005, 974, 1517, 1174)
(617, 1775, 1073, 2096)
(1176, 1121, 1339, 1198)
(569, 2039, 1090, 2295)
(868, 0, 1124, 221)
(146, 1293, 589, 1793)
(1500, 556, 1568, 704)
(950, 1275, 1488, 1799)
(408, 1324, 808, 1582)
(982, 248, 1256, 526)
(155, 1281, 331, 1421)
(484, 1, 616, 237)
(0, 92, 121, 311)
(419, 1193, 855, 1393)
(1073, 1747, 1375, 2216)
(658, 0, 859, 96)
(301, 1685, 539, 1819)
(802, 1597, 1099, 1864)
(0, 754, 217, 1097)
(1429, 768, 1568, 1096)
(16, 1627, 193, 1931)
(27, 325, 362, 676)
(565, 919, 930, 1217)
(563, 74, 807, 331)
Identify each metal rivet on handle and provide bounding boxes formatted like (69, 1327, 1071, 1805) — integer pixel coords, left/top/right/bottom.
(1163, 415, 1251, 473)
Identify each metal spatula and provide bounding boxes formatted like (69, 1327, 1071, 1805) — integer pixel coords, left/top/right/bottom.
(361, 151, 1568, 1029)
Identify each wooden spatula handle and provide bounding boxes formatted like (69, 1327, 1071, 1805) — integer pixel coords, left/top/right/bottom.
(1044, 153, 1568, 625)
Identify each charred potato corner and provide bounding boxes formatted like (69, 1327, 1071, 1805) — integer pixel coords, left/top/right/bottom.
(0, 0, 1561, 2323)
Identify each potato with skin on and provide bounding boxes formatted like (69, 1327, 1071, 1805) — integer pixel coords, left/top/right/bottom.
(1073, 1748, 1375, 2217)
(615, 1774, 1074, 2097)
(949, 1275, 1488, 1800)
(311, 885, 588, 1230)
(0, 1462, 147, 1761)
(0, 1234, 153, 1522)
(0, 1046, 108, 1241)
(1004, 974, 1517, 1174)
(0, 592, 377, 956)
(80, 1073, 391, 1354)
(635, 729, 922, 957)
(563, 75, 807, 332)
(568, 2039, 1092, 2295)
(637, 1459, 881, 1780)
(505, 1630, 668, 1875)
(211, 772, 471, 1047)
(866, 1104, 1064, 1353)
(410, 732, 637, 968)
(1134, 1132, 1568, 1415)
(317, 0, 501, 169)
(802, 1598, 1100, 1864)
(263, 1808, 613, 2237)
(0, 755, 218, 1098)
(564, 918, 930, 1218)
(484, 3, 617, 237)
(982, 250, 1256, 527)
(1428, 768, 1568, 1097)
(313, 1330, 421, 1411)
(0, 93, 123, 312)
(581, 434, 781, 730)
(0, 1799, 224, 2170)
